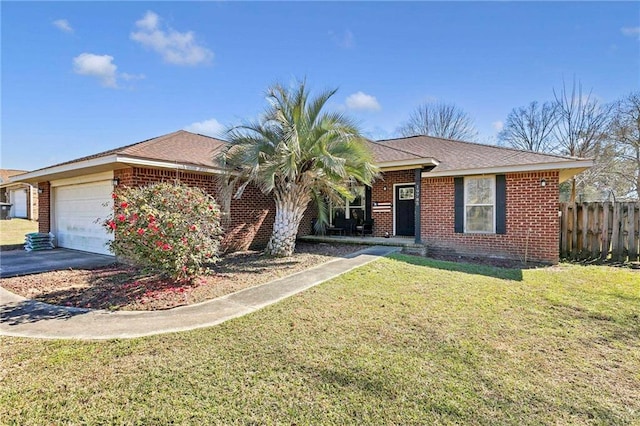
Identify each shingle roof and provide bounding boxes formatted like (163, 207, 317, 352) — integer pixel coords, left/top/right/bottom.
(367, 141, 422, 163)
(375, 135, 582, 172)
(17, 131, 588, 183)
(31, 130, 229, 173)
(0, 169, 27, 184)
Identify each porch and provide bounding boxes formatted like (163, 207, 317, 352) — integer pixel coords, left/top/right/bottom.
(298, 234, 426, 254)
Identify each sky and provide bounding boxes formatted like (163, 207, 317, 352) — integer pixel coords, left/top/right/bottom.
(2, 1, 639, 171)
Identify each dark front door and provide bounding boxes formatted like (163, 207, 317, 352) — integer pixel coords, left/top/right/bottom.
(395, 184, 415, 236)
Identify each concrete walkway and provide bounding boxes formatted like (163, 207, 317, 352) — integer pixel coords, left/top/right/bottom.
(0, 246, 399, 340)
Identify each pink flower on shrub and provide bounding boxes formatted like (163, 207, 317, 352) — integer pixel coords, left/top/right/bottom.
(117, 214, 126, 222)
(162, 243, 172, 251)
(189, 225, 197, 231)
(137, 228, 145, 236)
(120, 202, 129, 209)
(111, 193, 118, 199)
(107, 221, 117, 230)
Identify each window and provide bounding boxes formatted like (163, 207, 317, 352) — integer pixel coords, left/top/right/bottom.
(330, 186, 365, 225)
(464, 176, 495, 233)
(398, 187, 415, 200)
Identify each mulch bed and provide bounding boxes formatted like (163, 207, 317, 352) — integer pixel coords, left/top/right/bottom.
(1, 243, 362, 311)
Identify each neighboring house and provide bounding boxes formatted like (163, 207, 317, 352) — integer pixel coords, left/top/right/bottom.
(0, 169, 38, 220)
(12, 130, 591, 263)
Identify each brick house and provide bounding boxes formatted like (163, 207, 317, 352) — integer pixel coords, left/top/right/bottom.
(364, 136, 591, 263)
(13, 131, 276, 255)
(12, 130, 591, 263)
(0, 169, 38, 220)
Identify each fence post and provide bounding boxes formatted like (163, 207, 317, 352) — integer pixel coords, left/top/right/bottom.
(631, 204, 640, 261)
(591, 203, 600, 259)
(560, 203, 568, 258)
(571, 203, 579, 259)
(611, 203, 621, 262)
(601, 202, 610, 261)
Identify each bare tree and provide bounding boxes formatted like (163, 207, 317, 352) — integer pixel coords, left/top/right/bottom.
(608, 91, 640, 199)
(553, 79, 612, 201)
(498, 101, 558, 152)
(398, 102, 478, 141)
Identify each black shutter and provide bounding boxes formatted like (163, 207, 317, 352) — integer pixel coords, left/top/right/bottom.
(454, 177, 464, 233)
(496, 175, 506, 234)
(365, 186, 372, 221)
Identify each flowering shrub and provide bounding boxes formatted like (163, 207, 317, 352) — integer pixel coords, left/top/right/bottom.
(103, 182, 223, 281)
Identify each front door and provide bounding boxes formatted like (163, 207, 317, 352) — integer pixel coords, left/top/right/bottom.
(395, 184, 415, 236)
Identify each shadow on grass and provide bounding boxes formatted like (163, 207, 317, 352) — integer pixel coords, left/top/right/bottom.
(561, 258, 640, 270)
(388, 253, 524, 281)
(0, 300, 89, 326)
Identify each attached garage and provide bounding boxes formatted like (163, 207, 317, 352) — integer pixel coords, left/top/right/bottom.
(9, 188, 28, 218)
(51, 173, 114, 255)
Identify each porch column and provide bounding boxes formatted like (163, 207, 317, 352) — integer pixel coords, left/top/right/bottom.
(414, 168, 422, 244)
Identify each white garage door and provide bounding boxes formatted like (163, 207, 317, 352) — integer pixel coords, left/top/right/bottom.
(53, 180, 114, 255)
(10, 189, 28, 218)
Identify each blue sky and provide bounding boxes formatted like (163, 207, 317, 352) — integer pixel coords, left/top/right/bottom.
(2, 1, 639, 171)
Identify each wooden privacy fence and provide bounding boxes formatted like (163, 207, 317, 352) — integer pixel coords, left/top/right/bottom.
(559, 202, 640, 262)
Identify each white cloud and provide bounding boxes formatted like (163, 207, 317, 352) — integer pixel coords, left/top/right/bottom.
(120, 72, 146, 81)
(130, 11, 213, 66)
(73, 53, 118, 88)
(53, 19, 73, 33)
(492, 121, 504, 132)
(184, 118, 225, 137)
(621, 26, 640, 39)
(329, 29, 355, 49)
(345, 91, 381, 111)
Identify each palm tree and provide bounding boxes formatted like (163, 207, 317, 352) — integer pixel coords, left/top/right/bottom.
(224, 81, 378, 256)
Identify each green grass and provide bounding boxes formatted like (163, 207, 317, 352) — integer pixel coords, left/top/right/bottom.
(0, 218, 38, 245)
(2, 254, 639, 425)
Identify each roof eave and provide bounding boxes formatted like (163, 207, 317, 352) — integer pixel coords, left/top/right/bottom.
(378, 157, 439, 172)
(10, 154, 232, 184)
(9, 155, 120, 184)
(116, 156, 229, 175)
(421, 159, 594, 183)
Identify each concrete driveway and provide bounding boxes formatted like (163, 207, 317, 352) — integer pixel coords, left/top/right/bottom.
(0, 249, 115, 278)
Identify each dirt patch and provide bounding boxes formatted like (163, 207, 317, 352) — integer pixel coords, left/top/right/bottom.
(1, 243, 363, 311)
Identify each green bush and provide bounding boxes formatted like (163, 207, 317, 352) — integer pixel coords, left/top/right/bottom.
(104, 182, 223, 281)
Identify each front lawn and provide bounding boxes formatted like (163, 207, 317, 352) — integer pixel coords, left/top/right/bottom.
(0, 218, 37, 246)
(1, 255, 639, 424)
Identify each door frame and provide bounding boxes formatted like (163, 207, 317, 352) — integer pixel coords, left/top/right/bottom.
(393, 182, 415, 236)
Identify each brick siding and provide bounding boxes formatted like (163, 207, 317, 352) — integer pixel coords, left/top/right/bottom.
(370, 169, 416, 237)
(420, 171, 560, 264)
(113, 167, 275, 251)
(37, 182, 50, 234)
(38, 165, 561, 262)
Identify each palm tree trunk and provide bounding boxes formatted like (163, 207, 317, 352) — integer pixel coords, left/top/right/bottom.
(266, 188, 310, 257)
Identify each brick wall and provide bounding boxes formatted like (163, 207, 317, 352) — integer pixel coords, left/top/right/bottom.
(421, 171, 560, 264)
(37, 182, 50, 233)
(370, 169, 416, 237)
(114, 167, 275, 251)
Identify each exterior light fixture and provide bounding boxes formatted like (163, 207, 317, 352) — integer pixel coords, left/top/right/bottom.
(112, 178, 120, 186)
(540, 178, 547, 187)
(37, 188, 43, 194)
(383, 185, 387, 191)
